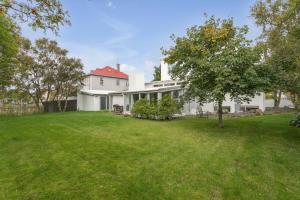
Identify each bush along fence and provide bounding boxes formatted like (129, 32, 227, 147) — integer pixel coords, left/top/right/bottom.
(289, 113, 300, 127)
(131, 95, 182, 120)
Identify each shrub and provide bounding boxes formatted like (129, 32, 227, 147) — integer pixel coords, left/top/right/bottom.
(158, 95, 179, 120)
(131, 98, 149, 119)
(289, 113, 300, 127)
(131, 95, 181, 120)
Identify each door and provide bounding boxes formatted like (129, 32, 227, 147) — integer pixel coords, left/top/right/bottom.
(100, 96, 107, 110)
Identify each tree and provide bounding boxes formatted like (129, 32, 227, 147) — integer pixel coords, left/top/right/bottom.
(15, 38, 84, 111)
(55, 57, 84, 112)
(0, 13, 19, 89)
(153, 65, 161, 81)
(251, 0, 300, 108)
(0, 0, 70, 34)
(162, 17, 262, 128)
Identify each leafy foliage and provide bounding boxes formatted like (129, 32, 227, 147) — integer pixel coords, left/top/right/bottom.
(153, 65, 161, 81)
(162, 16, 262, 127)
(132, 95, 180, 120)
(131, 98, 149, 119)
(0, 14, 19, 88)
(251, 0, 300, 108)
(14, 38, 84, 111)
(158, 95, 180, 120)
(0, 0, 70, 34)
(289, 113, 300, 127)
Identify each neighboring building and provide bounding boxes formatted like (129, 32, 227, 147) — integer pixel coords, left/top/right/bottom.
(122, 60, 294, 115)
(77, 64, 128, 111)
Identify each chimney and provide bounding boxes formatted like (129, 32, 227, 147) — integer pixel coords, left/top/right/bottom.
(160, 59, 171, 81)
(116, 63, 120, 71)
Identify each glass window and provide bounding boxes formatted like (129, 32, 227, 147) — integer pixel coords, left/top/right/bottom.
(164, 83, 175, 86)
(141, 93, 147, 99)
(150, 93, 158, 104)
(116, 79, 120, 86)
(100, 77, 104, 86)
(133, 94, 139, 103)
(162, 92, 171, 97)
(173, 90, 179, 99)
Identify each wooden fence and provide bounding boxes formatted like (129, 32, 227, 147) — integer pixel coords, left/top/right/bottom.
(0, 104, 40, 116)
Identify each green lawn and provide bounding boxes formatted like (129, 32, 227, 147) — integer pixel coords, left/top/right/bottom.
(0, 112, 299, 200)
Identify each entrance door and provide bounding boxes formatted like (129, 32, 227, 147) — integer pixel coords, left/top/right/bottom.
(100, 96, 107, 110)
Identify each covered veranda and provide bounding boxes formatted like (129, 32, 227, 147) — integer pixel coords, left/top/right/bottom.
(122, 86, 183, 113)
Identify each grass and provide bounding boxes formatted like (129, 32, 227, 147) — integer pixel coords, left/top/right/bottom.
(0, 112, 299, 200)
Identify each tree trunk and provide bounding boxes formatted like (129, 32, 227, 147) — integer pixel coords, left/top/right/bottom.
(274, 90, 282, 109)
(63, 98, 68, 112)
(218, 100, 224, 128)
(34, 99, 41, 112)
(294, 94, 299, 110)
(57, 98, 62, 112)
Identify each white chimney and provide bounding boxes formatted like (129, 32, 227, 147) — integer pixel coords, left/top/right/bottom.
(160, 59, 171, 81)
(128, 73, 145, 91)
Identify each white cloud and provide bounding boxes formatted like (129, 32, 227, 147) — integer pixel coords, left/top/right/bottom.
(100, 14, 134, 46)
(59, 41, 117, 72)
(120, 64, 138, 73)
(107, 1, 116, 9)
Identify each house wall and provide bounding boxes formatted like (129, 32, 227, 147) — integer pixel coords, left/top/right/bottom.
(264, 99, 294, 108)
(128, 73, 145, 91)
(161, 60, 171, 81)
(77, 93, 100, 111)
(112, 95, 124, 106)
(82, 75, 128, 91)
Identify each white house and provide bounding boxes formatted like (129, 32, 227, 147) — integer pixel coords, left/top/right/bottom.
(78, 61, 294, 114)
(77, 64, 128, 111)
(122, 60, 294, 115)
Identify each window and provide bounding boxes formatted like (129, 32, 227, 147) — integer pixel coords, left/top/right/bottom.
(100, 77, 104, 86)
(265, 92, 273, 100)
(116, 79, 120, 86)
(162, 92, 171, 97)
(164, 83, 175, 86)
(173, 91, 179, 99)
(133, 94, 139, 103)
(153, 84, 163, 87)
(126, 81, 129, 87)
(141, 93, 147, 99)
(150, 93, 158, 104)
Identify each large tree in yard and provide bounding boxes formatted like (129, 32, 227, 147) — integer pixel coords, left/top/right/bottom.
(0, 0, 69, 90)
(251, 0, 300, 108)
(162, 17, 262, 128)
(15, 38, 84, 111)
(0, 14, 19, 89)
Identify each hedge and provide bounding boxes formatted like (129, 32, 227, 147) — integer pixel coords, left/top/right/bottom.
(131, 95, 182, 120)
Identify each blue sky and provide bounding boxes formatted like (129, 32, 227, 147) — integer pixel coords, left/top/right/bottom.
(21, 0, 260, 81)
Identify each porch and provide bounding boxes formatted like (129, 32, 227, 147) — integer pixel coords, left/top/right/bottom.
(123, 86, 182, 113)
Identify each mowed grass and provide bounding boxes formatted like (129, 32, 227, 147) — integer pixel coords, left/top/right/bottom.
(0, 112, 299, 200)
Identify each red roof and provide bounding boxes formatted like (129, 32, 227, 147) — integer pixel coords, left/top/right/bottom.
(90, 66, 128, 79)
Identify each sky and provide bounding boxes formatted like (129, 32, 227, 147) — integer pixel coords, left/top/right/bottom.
(21, 0, 261, 81)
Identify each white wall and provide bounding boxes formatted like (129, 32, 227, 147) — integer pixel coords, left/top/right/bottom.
(77, 93, 100, 111)
(128, 73, 145, 91)
(264, 99, 294, 108)
(112, 95, 124, 106)
(161, 60, 171, 81)
(82, 75, 128, 91)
